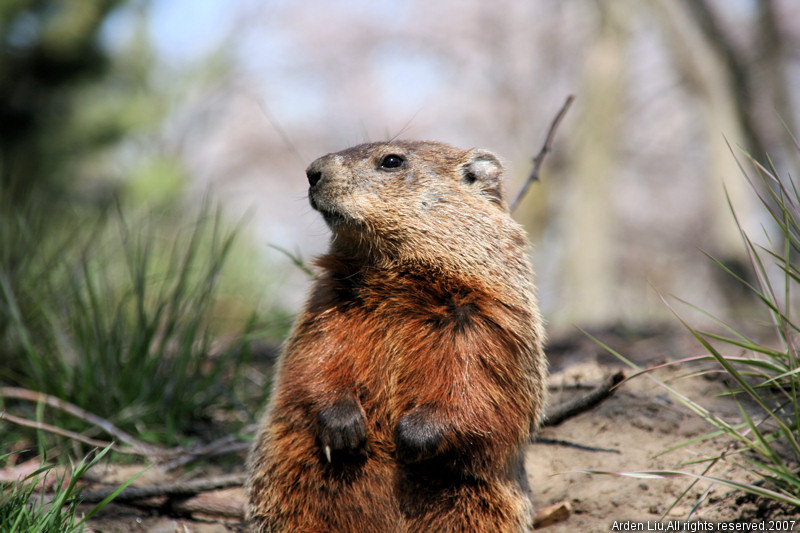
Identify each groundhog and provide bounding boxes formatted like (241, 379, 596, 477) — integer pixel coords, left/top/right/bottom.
(248, 140, 547, 533)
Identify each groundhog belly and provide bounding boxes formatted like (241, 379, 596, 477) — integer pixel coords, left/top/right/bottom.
(250, 276, 535, 532)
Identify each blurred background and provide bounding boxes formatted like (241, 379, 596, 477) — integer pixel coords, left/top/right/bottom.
(2, 0, 800, 415)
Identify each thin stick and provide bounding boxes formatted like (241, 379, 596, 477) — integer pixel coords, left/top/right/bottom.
(0, 411, 128, 454)
(510, 94, 575, 212)
(0, 387, 166, 456)
(140, 493, 245, 518)
(1, 387, 255, 467)
(161, 430, 255, 471)
(102, 493, 246, 519)
(541, 370, 625, 428)
(78, 473, 247, 503)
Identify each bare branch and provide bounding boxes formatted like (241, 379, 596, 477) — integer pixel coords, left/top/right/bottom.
(0, 387, 166, 456)
(104, 493, 246, 519)
(511, 94, 575, 212)
(541, 370, 625, 428)
(1, 387, 256, 468)
(0, 411, 128, 454)
(158, 493, 245, 518)
(161, 428, 256, 471)
(78, 473, 247, 504)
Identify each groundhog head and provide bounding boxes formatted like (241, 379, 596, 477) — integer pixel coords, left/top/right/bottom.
(305, 141, 514, 263)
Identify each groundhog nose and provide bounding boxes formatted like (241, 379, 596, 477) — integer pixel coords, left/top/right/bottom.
(306, 161, 322, 187)
(307, 168, 323, 187)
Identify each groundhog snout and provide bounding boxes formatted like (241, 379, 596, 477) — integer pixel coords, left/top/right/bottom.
(306, 163, 324, 188)
(306, 156, 350, 221)
(306, 155, 341, 189)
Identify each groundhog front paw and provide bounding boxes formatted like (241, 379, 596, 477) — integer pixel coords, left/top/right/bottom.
(394, 409, 444, 463)
(317, 398, 367, 463)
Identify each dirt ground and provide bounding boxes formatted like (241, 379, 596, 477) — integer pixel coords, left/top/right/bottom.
(529, 329, 764, 531)
(82, 328, 799, 532)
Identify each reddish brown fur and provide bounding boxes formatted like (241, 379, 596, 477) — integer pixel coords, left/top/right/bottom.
(248, 141, 547, 532)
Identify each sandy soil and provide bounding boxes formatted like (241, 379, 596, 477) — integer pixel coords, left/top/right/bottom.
(82, 329, 798, 532)
(531, 355, 741, 529)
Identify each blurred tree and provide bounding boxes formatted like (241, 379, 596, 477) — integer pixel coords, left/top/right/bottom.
(682, 0, 798, 169)
(557, 1, 629, 327)
(654, 0, 799, 305)
(0, 0, 128, 205)
(0, 0, 189, 389)
(653, 0, 756, 270)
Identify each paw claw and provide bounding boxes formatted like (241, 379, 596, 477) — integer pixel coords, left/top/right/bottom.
(317, 398, 367, 463)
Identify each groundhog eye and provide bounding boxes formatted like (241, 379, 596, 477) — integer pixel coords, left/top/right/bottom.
(379, 154, 405, 170)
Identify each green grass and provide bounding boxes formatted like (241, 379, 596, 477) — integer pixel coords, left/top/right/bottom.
(0, 196, 270, 448)
(0, 446, 140, 533)
(0, 182, 291, 528)
(589, 148, 800, 516)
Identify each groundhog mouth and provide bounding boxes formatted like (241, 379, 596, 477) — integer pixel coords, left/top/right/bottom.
(309, 196, 350, 228)
(319, 209, 348, 227)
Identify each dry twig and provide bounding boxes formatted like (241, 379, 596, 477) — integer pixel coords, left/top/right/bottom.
(0, 411, 127, 454)
(0, 387, 165, 456)
(0, 387, 252, 466)
(541, 370, 625, 428)
(78, 473, 247, 504)
(510, 94, 575, 212)
(155, 493, 245, 518)
(161, 429, 255, 471)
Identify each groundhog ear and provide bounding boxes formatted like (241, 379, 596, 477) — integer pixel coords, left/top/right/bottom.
(463, 150, 506, 208)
